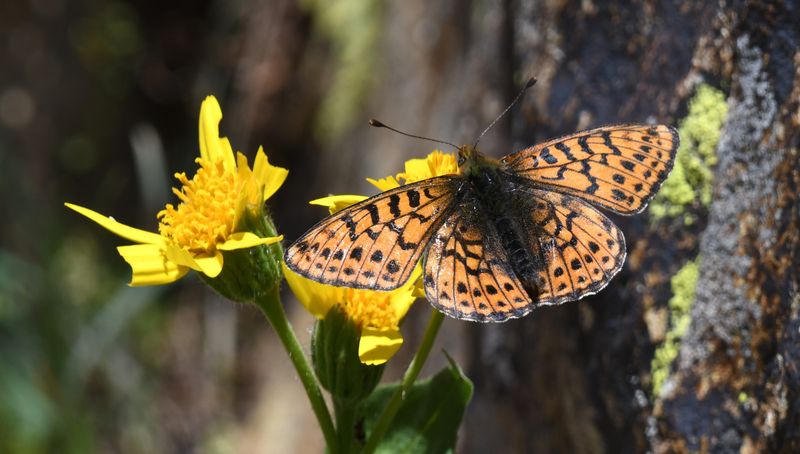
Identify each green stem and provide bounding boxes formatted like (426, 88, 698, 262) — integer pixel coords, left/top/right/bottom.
(255, 288, 338, 452)
(361, 309, 445, 454)
(334, 397, 357, 453)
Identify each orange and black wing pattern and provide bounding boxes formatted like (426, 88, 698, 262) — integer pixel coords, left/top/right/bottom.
(423, 199, 534, 322)
(501, 125, 679, 214)
(513, 185, 627, 305)
(284, 176, 460, 290)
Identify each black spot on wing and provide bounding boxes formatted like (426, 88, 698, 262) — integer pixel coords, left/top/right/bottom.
(555, 142, 577, 160)
(407, 189, 420, 207)
(365, 203, 380, 224)
(388, 194, 401, 217)
(540, 147, 558, 164)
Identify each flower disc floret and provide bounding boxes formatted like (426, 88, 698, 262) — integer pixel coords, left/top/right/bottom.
(340, 290, 398, 331)
(158, 157, 239, 255)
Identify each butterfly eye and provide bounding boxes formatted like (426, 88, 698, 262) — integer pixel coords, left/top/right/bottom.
(458, 154, 466, 167)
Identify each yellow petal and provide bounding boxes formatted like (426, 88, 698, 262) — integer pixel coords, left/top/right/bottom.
(367, 176, 400, 191)
(162, 243, 200, 269)
(253, 147, 288, 202)
(412, 281, 427, 298)
(218, 137, 236, 170)
(388, 264, 422, 320)
(310, 195, 367, 214)
(66, 203, 164, 245)
(194, 253, 224, 277)
(198, 96, 235, 169)
(219, 232, 283, 250)
(236, 151, 253, 179)
(359, 327, 403, 365)
(282, 262, 344, 319)
(162, 244, 223, 277)
(400, 156, 432, 181)
(117, 244, 188, 286)
(236, 152, 270, 215)
(396, 151, 459, 184)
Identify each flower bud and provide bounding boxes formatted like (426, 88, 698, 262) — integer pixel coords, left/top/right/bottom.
(312, 306, 384, 403)
(201, 204, 283, 303)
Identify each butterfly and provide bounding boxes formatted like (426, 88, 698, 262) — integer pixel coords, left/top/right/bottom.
(285, 123, 678, 322)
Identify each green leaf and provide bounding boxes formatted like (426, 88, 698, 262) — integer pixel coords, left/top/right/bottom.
(360, 360, 473, 453)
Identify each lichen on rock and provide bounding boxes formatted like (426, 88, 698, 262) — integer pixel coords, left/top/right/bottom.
(651, 257, 700, 396)
(650, 84, 728, 224)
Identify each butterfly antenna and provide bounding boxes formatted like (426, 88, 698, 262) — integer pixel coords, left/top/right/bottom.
(369, 119, 460, 151)
(473, 76, 537, 149)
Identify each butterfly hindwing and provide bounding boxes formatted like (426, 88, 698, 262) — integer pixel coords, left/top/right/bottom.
(501, 124, 679, 214)
(284, 176, 460, 290)
(423, 198, 534, 322)
(512, 183, 627, 305)
(423, 178, 627, 322)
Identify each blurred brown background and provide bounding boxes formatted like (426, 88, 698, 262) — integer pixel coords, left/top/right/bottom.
(1, 0, 798, 452)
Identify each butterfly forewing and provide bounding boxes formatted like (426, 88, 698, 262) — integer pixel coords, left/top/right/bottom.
(285, 176, 460, 290)
(502, 125, 679, 214)
(423, 199, 533, 322)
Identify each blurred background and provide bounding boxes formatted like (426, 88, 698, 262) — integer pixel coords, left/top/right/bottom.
(1, 0, 798, 452)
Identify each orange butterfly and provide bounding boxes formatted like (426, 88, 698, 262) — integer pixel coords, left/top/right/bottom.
(285, 88, 678, 322)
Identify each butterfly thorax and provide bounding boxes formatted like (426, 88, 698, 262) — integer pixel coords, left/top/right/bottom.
(458, 144, 500, 177)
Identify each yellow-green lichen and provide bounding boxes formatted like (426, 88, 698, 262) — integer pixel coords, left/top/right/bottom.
(301, 0, 383, 141)
(650, 84, 728, 224)
(651, 257, 700, 396)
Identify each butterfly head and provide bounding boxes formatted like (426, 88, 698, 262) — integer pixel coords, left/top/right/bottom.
(457, 144, 476, 164)
(458, 144, 497, 175)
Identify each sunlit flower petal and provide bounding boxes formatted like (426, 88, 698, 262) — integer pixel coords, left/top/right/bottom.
(367, 176, 401, 191)
(253, 147, 289, 202)
(65, 203, 164, 245)
(219, 232, 284, 250)
(396, 150, 458, 184)
(359, 327, 403, 366)
(162, 243, 208, 271)
(366, 150, 456, 191)
(199, 96, 236, 170)
(310, 195, 368, 214)
(193, 254, 224, 277)
(117, 244, 188, 286)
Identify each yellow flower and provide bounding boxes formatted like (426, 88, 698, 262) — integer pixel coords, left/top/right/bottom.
(66, 95, 287, 286)
(284, 262, 420, 365)
(311, 150, 458, 210)
(366, 149, 458, 191)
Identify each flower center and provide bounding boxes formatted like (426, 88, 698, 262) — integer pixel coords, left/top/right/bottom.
(158, 157, 239, 254)
(340, 289, 397, 330)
